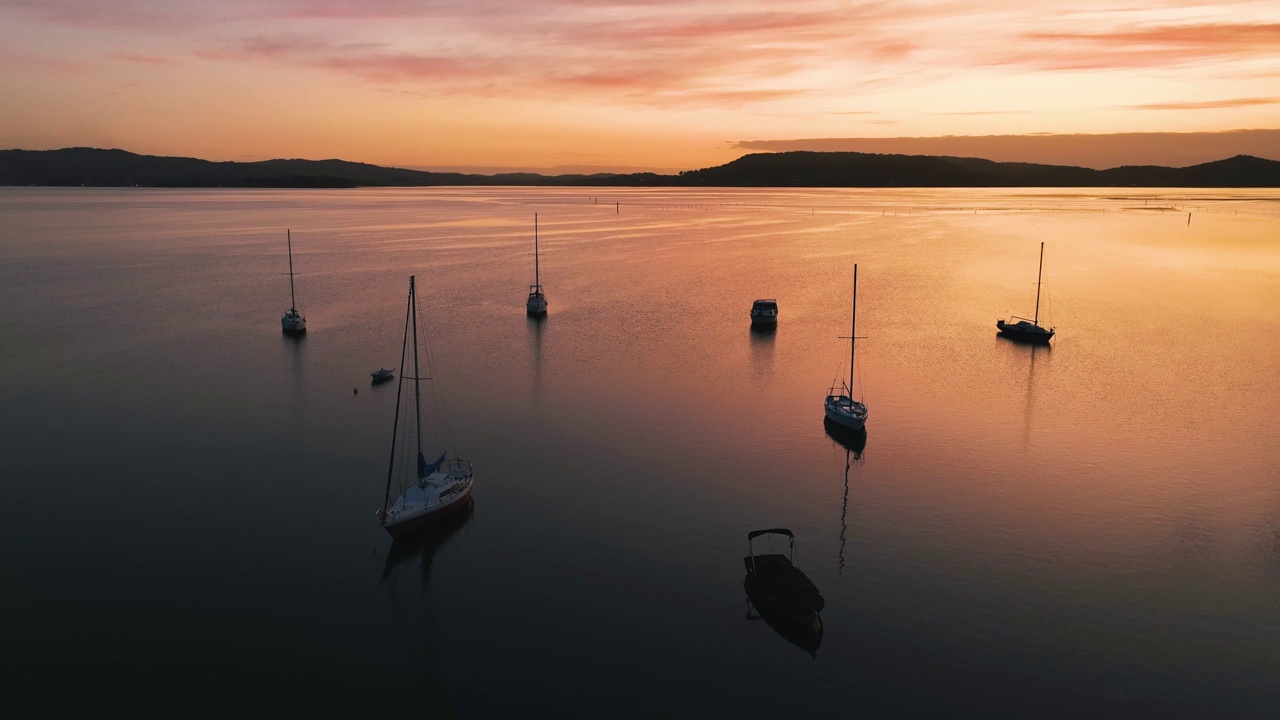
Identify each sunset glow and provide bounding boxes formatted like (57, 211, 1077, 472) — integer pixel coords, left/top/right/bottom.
(2, 0, 1278, 171)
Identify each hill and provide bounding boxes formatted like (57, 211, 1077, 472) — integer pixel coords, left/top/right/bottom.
(2, 147, 1277, 188)
(674, 151, 1280, 187)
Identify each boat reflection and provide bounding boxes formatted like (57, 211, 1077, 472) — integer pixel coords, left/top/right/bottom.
(823, 418, 867, 458)
(381, 498, 475, 581)
(823, 420, 865, 575)
(528, 313, 545, 393)
(749, 322, 776, 379)
(745, 599, 824, 658)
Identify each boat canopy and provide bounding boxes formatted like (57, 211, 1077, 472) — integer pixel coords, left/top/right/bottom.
(748, 528, 794, 540)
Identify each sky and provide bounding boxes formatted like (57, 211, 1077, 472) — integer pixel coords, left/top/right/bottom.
(1, 0, 1278, 172)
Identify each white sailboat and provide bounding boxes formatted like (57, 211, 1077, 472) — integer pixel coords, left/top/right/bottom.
(281, 229, 306, 334)
(526, 213, 548, 316)
(824, 264, 868, 430)
(377, 275, 474, 538)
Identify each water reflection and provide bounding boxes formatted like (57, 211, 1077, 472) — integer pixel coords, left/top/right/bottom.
(749, 324, 776, 379)
(824, 422, 866, 574)
(1023, 344, 1043, 447)
(527, 314, 545, 397)
(824, 418, 867, 458)
(282, 330, 307, 424)
(381, 499, 475, 581)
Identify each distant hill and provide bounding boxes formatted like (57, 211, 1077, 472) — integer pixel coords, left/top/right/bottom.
(2, 147, 1277, 188)
(674, 151, 1280, 187)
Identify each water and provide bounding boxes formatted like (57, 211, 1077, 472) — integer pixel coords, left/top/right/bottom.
(1, 187, 1278, 717)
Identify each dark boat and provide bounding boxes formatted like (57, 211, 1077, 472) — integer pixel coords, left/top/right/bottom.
(750, 298, 779, 325)
(746, 595, 823, 658)
(526, 213, 548, 316)
(743, 529, 824, 630)
(997, 241, 1055, 344)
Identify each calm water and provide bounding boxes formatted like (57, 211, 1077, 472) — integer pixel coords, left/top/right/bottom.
(2, 187, 1278, 717)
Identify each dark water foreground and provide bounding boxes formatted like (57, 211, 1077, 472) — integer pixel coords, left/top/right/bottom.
(1, 187, 1278, 717)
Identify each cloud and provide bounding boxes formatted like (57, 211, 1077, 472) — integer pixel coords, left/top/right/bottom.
(110, 53, 181, 65)
(0, 50, 89, 74)
(6, 1, 1280, 120)
(103, 82, 139, 96)
(998, 22, 1280, 71)
(1125, 97, 1280, 110)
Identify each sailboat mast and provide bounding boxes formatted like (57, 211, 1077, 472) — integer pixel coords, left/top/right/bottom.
(410, 276, 423, 466)
(534, 213, 540, 289)
(849, 264, 857, 394)
(287, 229, 297, 312)
(382, 280, 414, 516)
(1034, 241, 1044, 326)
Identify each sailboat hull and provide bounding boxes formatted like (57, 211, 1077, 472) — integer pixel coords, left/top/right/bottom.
(824, 395, 867, 430)
(383, 485, 473, 538)
(526, 294, 548, 316)
(996, 320, 1053, 344)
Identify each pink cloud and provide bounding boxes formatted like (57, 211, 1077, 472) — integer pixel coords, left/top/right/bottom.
(0, 50, 89, 74)
(1002, 22, 1280, 70)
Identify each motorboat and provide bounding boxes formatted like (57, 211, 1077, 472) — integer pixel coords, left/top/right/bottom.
(743, 529, 824, 629)
(750, 299, 778, 325)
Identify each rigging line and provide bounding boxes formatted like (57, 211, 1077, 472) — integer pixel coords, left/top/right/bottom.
(856, 353, 867, 402)
(419, 308, 461, 460)
(396, 388, 408, 491)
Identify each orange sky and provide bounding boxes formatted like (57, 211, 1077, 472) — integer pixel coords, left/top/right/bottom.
(1, 0, 1278, 172)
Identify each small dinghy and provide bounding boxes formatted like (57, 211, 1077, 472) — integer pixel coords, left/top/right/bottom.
(743, 529, 824, 630)
(371, 368, 395, 382)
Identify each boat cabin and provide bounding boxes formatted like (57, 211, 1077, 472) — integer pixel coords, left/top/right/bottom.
(750, 299, 779, 323)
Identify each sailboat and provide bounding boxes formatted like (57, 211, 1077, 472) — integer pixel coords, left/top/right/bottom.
(824, 264, 868, 430)
(526, 213, 548, 316)
(281, 229, 306, 334)
(377, 275, 474, 538)
(997, 242, 1055, 343)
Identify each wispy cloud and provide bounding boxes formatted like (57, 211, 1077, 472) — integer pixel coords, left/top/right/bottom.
(103, 82, 139, 96)
(110, 52, 181, 65)
(1125, 97, 1280, 110)
(997, 22, 1280, 71)
(0, 50, 89, 74)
